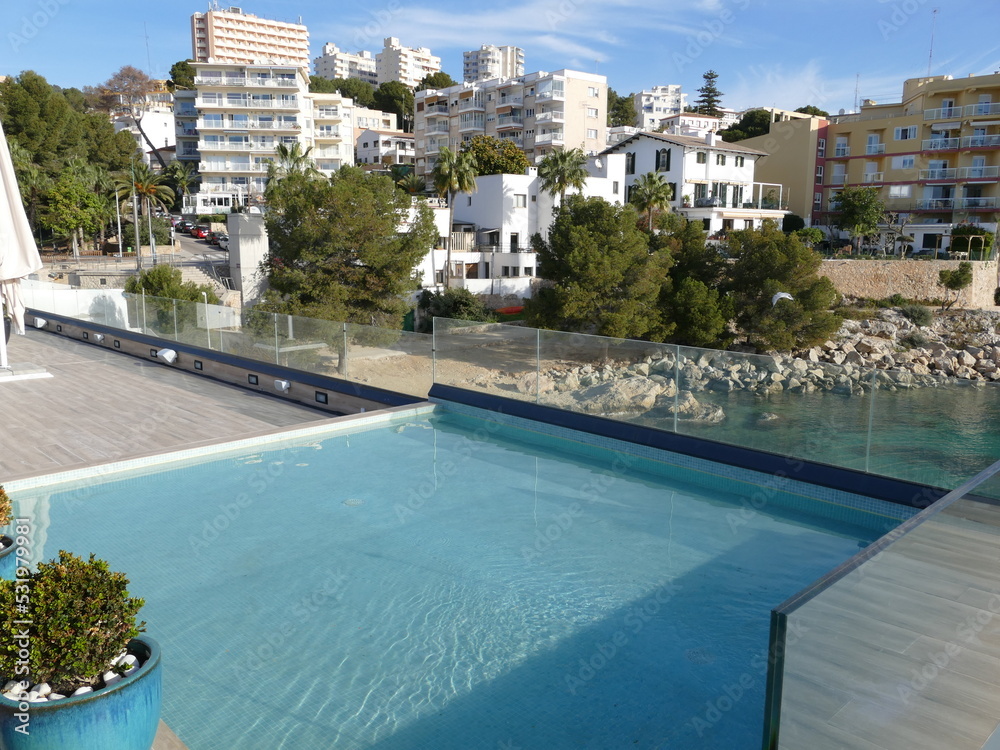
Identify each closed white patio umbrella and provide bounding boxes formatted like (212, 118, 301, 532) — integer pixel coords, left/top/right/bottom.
(0, 118, 44, 370)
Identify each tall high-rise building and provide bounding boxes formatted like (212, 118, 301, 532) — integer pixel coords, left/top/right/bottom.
(313, 43, 378, 86)
(376, 37, 440, 88)
(414, 69, 608, 178)
(191, 8, 310, 67)
(463, 45, 525, 83)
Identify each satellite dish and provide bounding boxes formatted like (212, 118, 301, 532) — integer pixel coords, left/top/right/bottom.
(594, 159, 603, 168)
(838, 108, 846, 115)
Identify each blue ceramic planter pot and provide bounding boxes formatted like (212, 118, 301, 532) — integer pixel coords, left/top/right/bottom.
(0, 537, 15, 581)
(0, 637, 161, 750)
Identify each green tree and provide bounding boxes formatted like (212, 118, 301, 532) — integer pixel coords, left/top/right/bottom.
(309, 75, 340, 93)
(417, 288, 496, 332)
(724, 222, 842, 350)
(782, 214, 806, 232)
(167, 60, 196, 91)
(43, 172, 103, 257)
(720, 109, 771, 142)
(125, 264, 218, 302)
(330, 78, 376, 108)
(537, 147, 588, 205)
(460, 135, 530, 176)
(99, 66, 167, 170)
(831, 187, 884, 251)
(938, 261, 973, 310)
(666, 277, 728, 348)
(396, 172, 426, 194)
(262, 167, 437, 328)
(795, 227, 825, 247)
(630, 172, 675, 230)
(525, 196, 672, 340)
(794, 105, 829, 117)
(265, 142, 321, 190)
(115, 161, 175, 217)
(950, 225, 995, 260)
(164, 161, 199, 206)
(431, 147, 478, 289)
(690, 70, 723, 117)
(0, 71, 90, 173)
(416, 72, 458, 91)
(374, 81, 415, 131)
(607, 88, 635, 127)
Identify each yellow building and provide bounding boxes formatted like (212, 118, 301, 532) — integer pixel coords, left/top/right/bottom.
(741, 116, 827, 223)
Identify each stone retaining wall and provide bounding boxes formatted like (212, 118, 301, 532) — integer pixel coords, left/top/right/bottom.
(821, 259, 999, 308)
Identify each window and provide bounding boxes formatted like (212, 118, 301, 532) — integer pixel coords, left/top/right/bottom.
(722, 219, 734, 231)
(656, 148, 671, 171)
(586, 129, 598, 139)
(588, 87, 599, 97)
(524, 267, 534, 276)
(716, 153, 726, 165)
(888, 185, 912, 198)
(501, 266, 511, 277)
(612, 181, 619, 194)
(894, 126, 917, 141)
(587, 107, 598, 118)
(735, 155, 745, 167)
(814, 192, 822, 207)
(834, 136, 849, 157)
(514, 194, 527, 207)
(891, 155, 915, 170)
(625, 152, 635, 175)
(467, 197, 472, 206)
(744, 220, 753, 229)
(817, 138, 826, 157)
(815, 165, 824, 183)
(696, 151, 707, 164)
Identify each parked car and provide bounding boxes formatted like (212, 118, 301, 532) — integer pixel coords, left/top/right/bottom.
(176, 221, 194, 233)
(218, 236, 229, 251)
(211, 232, 228, 246)
(191, 226, 210, 239)
(202, 231, 217, 244)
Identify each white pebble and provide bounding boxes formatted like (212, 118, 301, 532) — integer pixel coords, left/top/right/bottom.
(48, 693, 65, 701)
(3, 681, 21, 693)
(2, 691, 22, 701)
(26, 692, 46, 702)
(71, 687, 93, 696)
(32, 683, 51, 697)
(102, 672, 121, 688)
(115, 654, 139, 669)
(122, 665, 138, 677)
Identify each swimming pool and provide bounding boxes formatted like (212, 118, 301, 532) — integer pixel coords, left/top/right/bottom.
(7, 407, 915, 749)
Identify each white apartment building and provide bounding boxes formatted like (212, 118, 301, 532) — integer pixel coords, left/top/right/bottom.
(114, 111, 176, 167)
(659, 112, 723, 136)
(313, 43, 378, 86)
(634, 85, 686, 130)
(414, 69, 608, 179)
(376, 37, 440, 88)
(191, 8, 310, 67)
(413, 154, 626, 296)
(175, 62, 353, 215)
(353, 106, 398, 140)
(463, 45, 525, 83)
(356, 129, 415, 166)
(602, 130, 787, 236)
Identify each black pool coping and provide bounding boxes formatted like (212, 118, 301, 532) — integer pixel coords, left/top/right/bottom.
(28, 309, 423, 409)
(429, 383, 949, 510)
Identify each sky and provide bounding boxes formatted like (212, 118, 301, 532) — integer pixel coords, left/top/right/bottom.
(3, 0, 1000, 115)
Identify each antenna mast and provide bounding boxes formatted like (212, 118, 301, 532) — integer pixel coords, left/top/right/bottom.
(854, 73, 860, 112)
(928, 8, 938, 75)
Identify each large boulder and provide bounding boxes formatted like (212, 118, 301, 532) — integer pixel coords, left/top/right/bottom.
(668, 390, 726, 423)
(573, 376, 664, 415)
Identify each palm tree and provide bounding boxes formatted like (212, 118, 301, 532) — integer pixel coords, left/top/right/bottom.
(537, 147, 588, 206)
(630, 172, 675, 230)
(266, 142, 321, 183)
(165, 161, 199, 208)
(431, 147, 478, 289)
(114, 162, 175, 217)
(396, 172, 426, 195)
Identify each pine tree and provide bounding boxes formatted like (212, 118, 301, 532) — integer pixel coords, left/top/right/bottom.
(692, 70, 723, 117)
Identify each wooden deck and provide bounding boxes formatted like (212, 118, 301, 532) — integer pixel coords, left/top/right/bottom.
(776, 495, 1000, 749)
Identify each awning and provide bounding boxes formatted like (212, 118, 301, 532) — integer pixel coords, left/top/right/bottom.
(931, 122, 960, 130)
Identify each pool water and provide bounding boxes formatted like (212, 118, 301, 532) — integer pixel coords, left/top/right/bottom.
(12, 410, 911, 749)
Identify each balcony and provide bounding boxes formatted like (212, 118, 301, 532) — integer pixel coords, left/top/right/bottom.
(865, 143, 886, 155)
(862, 172, 884, 183)
(914, 198, 955, 210)
(961, 134, 1000, 149)
(425, 103, 449, 117)
(923, 106, 962, 120)
(497, 95, 523, 106)
(178, 126, 199, 137)
(195, 98, 298, 110)
(833, 146, 850, 157)
(497, 114, 523, 129)
(960, 197, 997, 209)
(458, 98, 485, 112)
(426, 122, 450, 135)
(425, 138, 448, 155)
(197, 119, 300, 131)
(535, 110, 565, 123)
(199, 142, 276, 152)
(918, 168, 957, 180)
(922, 137, 959, 151)
(964, 102, 1000, 117)
(958, 165, 1000, 180)
(199, 161, 270, 173)
(535, 88, 565, 101)
(829, 174, 846, 185)
(535, 132, 565, 145)
(458, 117, 485, 133)
(315, 108, 341, 120)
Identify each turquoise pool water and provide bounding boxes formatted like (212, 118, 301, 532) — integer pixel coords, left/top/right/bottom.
(10, 410, 914, 749)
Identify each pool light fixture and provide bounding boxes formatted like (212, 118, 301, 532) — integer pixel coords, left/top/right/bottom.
(33, 317, 47, 329)
(156, 348, 178, 364)
(274, 379, 290, 393)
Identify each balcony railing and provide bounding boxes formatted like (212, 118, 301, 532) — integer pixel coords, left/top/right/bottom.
(960, 197, 997, 209)
(197, 119, 300, 131)
(195, 98, 298, 110)
(315, 108, 340, 119)
(199, 142, 277, 152)
(923, 106, 962, 120)
(961, 134, 1000, 149)
(497, 114, 524, 128)
(535, 110, 565, 123)
(914, 198, 955, 209)
(314, 129, 340, 139)
(918, 168, 957, 180)
(535, 88, 566, 101)
(964, 102, 1000, 117)
(958, 165, 1000, 179)
(829, 174, 846, 185)
(865, 143, 886, 155)
(535, 132, 565, 144)
(199, 162, 270, 173)
(862, 172, 884, 183)
(499, 136, 524, 148)
(193, 76, 298, 88)
(922, 137, 959, 151)
(178, 127, 199, 136)
(425, 104, 450, 117)
(458, 118, 485, 132)
(458, 99, 485, 111)
(833, 146, 850, 157)
(425, 139, 448, 154)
